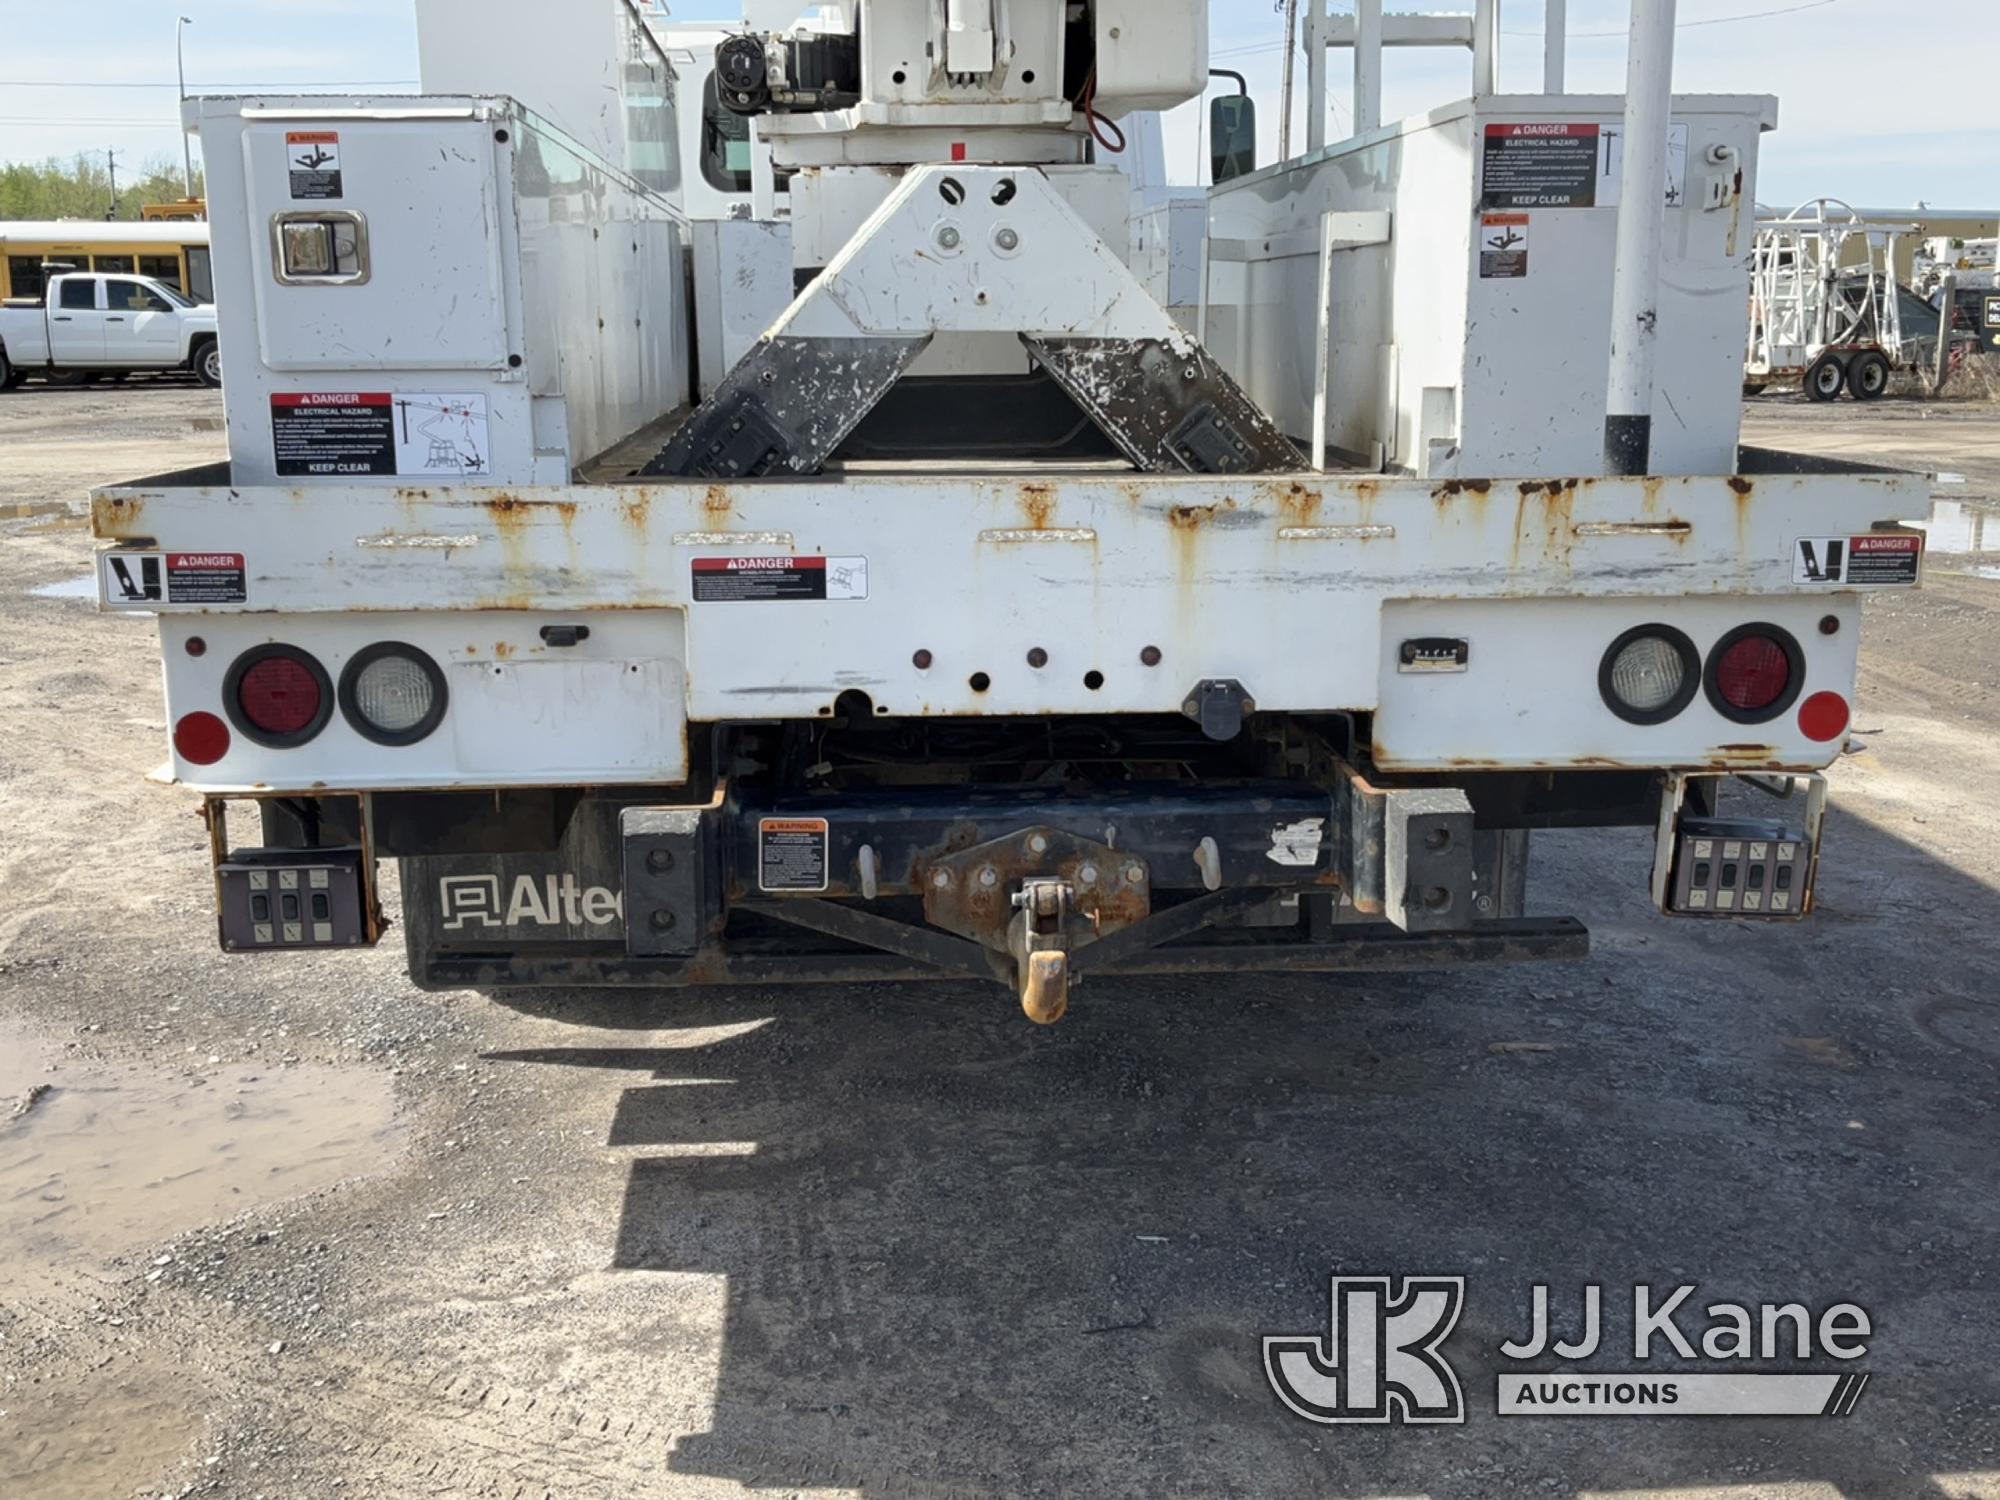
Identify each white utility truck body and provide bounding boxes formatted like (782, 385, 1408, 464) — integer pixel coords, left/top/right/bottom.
(0, 272, 220, 387)
(95, 0, 1925, 1021)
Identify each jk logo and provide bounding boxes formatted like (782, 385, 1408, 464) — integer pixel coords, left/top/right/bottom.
(1264, 1276, 1466, 1424)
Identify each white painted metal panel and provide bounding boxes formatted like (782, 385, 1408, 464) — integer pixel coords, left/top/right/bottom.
(96, 464, 1924, 787)
(194, 95, 688, 488)
(150, 609, 688, 792)
(1207, 95, 1772, 478)
(1373, 594, 1860, 770)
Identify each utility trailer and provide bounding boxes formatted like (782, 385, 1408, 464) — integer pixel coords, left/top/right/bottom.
(95, 0, 1928, 1023)
(1746, 198, 1958, 401)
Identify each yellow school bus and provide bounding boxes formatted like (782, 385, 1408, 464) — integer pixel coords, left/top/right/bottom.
(0, 221, 213, 303)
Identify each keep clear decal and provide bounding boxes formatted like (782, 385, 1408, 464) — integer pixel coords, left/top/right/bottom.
(760, 818, 830, 893)
(271, 393, 489, 477)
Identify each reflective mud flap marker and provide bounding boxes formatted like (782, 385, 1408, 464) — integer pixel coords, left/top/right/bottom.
(1011, 878, 1075, 1025)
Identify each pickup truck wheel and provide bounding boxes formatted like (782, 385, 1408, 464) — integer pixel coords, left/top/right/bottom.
(193, 341, 223, 388)
(0, 347, 16, 391)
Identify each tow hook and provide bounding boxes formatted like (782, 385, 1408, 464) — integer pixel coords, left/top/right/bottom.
(1010, 877, 1075, 1025)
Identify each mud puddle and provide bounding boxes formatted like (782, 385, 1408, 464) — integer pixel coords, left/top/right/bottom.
(28, 576, 95, 601)
(0, 1360, 198, 1500)
(0, 1019, 408, 1269)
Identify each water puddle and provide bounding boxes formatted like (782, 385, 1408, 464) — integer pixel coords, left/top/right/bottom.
(1917, 497, 2000, 566)
(0, 500, 80, 521)
(0, 1021, 407, 1269)
(0, 1360, 197, 1500)
(29, 575, 96, 601)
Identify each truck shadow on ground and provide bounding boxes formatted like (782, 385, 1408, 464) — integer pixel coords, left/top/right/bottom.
(484, 808, 2000, 1499)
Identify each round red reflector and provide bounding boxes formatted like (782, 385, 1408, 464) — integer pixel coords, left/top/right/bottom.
(1713, 634, 1792, 712)
(173, 711, 231, 766)
(1798, 691, 1851, 742)
(237, 655, 323, 736)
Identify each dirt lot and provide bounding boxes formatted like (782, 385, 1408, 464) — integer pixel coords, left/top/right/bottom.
(3, 384, 2000, 1499)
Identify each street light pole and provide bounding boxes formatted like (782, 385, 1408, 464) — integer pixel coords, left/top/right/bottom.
(177, 15, 196, 199)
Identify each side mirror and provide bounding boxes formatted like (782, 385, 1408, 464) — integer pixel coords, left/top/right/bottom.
(1211, 95, 1257, 185)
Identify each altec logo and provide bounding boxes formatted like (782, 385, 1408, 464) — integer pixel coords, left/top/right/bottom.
(438, 874, 623, 931)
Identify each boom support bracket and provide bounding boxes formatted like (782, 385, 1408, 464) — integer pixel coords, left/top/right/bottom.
(647, 164, 1303, 477)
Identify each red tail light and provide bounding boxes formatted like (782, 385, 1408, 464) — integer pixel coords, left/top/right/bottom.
(1704, 626, 1803, 724)
(1713, 636, 1790, 711)
(1798, 691, 1851, 743)
(224, 646, 333, 747)
(173, 711, 231, 766)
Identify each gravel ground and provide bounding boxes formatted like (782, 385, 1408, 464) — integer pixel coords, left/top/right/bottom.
(2, 385, 1999, 1499)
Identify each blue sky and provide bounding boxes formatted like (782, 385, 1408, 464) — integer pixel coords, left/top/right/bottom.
(0, 0, 1992, 211)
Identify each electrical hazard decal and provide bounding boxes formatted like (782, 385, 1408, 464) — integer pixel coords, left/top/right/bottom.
(1479, 213, 1530, 278)
(759, 818, 830, 893)
(1794, 534, 1922, 587)
(1480, 121, 1688, 209)
(101, 551, 248, 608)
(271, 392, 489, 477)
(691, 556, 869, 602)
(286, 131, 343, 200)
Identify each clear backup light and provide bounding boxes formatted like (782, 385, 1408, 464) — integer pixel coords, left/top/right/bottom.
(339, 644, 447, 746)
(1599, 626, 1699, 725)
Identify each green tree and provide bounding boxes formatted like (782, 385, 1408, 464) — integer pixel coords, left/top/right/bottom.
(0, 154, 204, 221)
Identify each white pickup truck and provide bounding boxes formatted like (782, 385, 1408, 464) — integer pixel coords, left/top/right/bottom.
(0, 271, 221, 389)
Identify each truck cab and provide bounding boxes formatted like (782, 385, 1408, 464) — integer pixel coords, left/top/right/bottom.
(0, 271, 221, 389)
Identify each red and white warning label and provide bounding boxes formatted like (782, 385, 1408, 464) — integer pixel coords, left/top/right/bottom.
(100, 551, 247, 607)
(691, 556, 869, 602)
(286, 131, 343, 200)
(1794, 534, 1922, 587)
(759, 818, 830, 893)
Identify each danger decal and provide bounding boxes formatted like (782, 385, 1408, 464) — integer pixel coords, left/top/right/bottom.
(1794, 534, 1922, 587)
(101, 551, 248, 606)
(691, 556, 869, 602)
(270, 392, 490, 477)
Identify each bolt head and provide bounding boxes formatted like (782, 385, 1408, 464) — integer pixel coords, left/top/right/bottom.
(1078, 865, 1099, 885)
(932, 868, 953, 889)
(646, 849, 675, 874)
(978, 867, 999, 888)
(1124, 864, 1145, 884)
(995, 227, 1020, 251)
(649, 909, 677, 932)
(936, 225, 962, 250)
(1027, 834, 1049, 855)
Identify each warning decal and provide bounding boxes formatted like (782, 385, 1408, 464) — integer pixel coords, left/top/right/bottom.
(759, 818, 830, 893)
(272, 392, 394, 476)
(1794, 534, 1922, 587)
(101, 551, 248, 607)
(1479, 213, 1530, 278)
(271, 392, 489, 477)
(691, 556, 869, 602)
(165, 553, 248, 603)
(286, 131, 343, 200)
(1481, 123, 1599, 209)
